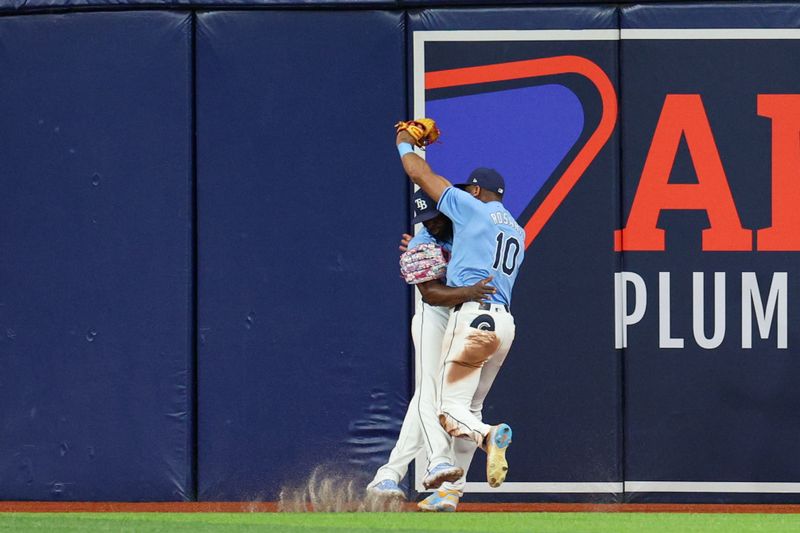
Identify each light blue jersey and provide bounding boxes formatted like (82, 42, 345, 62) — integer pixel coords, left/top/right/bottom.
(408, 226, 452, 253)
(436, 186, 525, 306)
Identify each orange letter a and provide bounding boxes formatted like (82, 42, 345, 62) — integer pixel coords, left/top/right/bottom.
(615, 94, 751, 251)
(757, 95, 800, 251)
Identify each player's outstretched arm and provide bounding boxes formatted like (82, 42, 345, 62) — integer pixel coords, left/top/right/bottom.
(396, 131, 452, 202)
(418, 276, 496, 307)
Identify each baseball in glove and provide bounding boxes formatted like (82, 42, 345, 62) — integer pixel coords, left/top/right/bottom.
(399, 243, 448, 284)
(395, 118, 440, 148)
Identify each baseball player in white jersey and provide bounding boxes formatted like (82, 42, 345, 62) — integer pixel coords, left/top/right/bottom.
(366, 189, 495, 511)
(394, 119, 525, 492)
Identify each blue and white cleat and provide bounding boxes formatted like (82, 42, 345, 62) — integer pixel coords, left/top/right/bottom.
(366, 479, 406, 500)
(422, 463, 464, 490)
(418, 488, 459, 512)
(485, 423, 512, 488)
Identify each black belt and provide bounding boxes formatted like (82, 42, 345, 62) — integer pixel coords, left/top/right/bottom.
(454, 302, 509, 312)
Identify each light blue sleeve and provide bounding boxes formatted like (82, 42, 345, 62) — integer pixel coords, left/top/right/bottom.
(436, 186, 481, 226)
(407, 227, 436, 249)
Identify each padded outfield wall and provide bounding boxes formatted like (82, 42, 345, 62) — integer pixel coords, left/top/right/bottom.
(1, 1, 800, 504)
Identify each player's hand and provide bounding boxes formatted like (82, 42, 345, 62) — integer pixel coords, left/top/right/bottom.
(399, 233, 412, 252)
(395, 118, 440, 148)
(396, 130, 416, 146)
(466, 276, 496, 303)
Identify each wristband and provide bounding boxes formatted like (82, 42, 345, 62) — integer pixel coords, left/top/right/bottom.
(397, 143, 414, 158)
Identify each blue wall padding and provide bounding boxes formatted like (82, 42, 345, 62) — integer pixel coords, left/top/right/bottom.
(0, 0, 395, 12)
(401, 0, 667, 4)
(621, 3, 800, 503)
(410, 7, 622, 501)
(623, 2, 800, 28)
(409, 5, 617, 29)
(0, 12, 193, 501)
(0, 0, 683, 13)
(4, 0, 800, 505)
(196, 10, 408, 500)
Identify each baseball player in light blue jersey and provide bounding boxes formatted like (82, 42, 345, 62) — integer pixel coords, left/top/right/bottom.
(395, 119, 525, 492)
(367, 190, 495, 511)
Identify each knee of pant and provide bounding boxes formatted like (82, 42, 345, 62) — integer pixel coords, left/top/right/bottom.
(438, 412, 457, 436)
(440, 396, 459, 414)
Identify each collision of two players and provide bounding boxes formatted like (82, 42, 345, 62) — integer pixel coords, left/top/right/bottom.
(366, 118, 526, 512)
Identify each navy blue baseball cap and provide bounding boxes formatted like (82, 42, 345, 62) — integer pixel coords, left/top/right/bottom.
(456, 167, 505, 195)
(411, 189, 440, 224)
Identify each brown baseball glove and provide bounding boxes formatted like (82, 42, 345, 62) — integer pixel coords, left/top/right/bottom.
(394, 118, 440, 148)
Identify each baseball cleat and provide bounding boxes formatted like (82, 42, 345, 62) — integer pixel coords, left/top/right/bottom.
(366, 479, 406, 500)
(422, 463, 464, 490)
(485, 423, 512, 488)
(418, 488, 459, 512)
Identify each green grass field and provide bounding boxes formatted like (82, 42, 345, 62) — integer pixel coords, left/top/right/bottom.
(2, 512, 800, 532)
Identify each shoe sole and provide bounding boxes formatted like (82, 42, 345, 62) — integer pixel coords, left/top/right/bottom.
(422, 466, 464, 490)
(418, 502, 457, 512)
(417, 492, 459, 512)
(486, 423, 512, 488)
(366, 489, 406, 500)
(367, 492, 406, 501)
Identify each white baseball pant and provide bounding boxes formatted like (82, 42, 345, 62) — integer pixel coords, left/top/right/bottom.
(369, 301, 477, 493)
(420, 301, 516, 467)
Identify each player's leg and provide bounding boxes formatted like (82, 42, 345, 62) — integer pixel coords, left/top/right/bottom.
(437, 310, 500, 443)
(368, 304, 449, 496)
(447, 436, 478, 494)
(419, 436, 477, 511)
(420, 403, 484, 511)
(413, 305, 453, 465)
(468, 314, 515, 425)
(418, 308, 464, 489)
(468, 315, 515, 487)
(367, 391, 422, 497)
(438, 307, 516, 486)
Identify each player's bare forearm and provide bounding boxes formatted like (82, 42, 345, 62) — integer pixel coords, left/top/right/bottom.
(418, 276, 495, 307)
(418, 281, 471, 307)
(396, 132, 451, 202)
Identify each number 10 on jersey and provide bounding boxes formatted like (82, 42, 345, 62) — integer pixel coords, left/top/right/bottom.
(493, 232, 521, 275)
